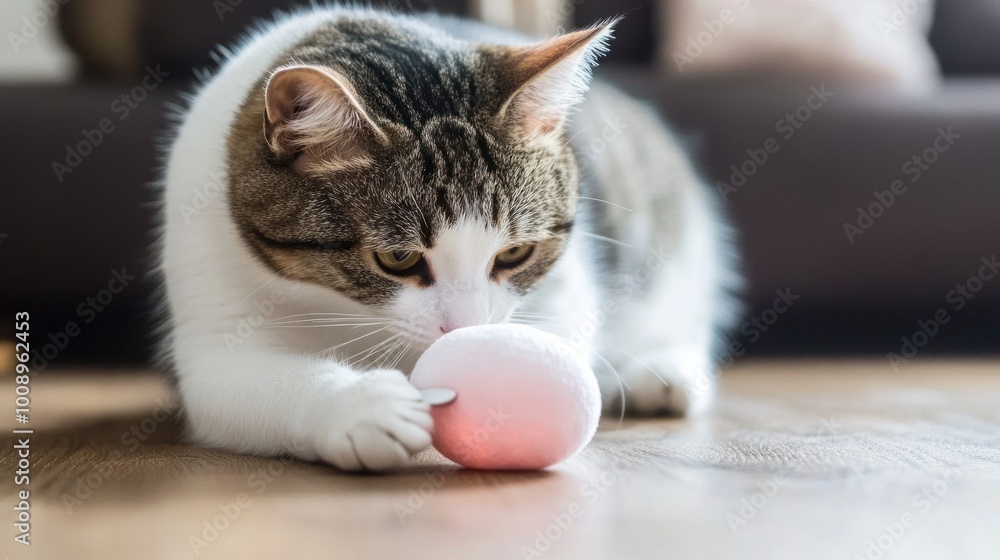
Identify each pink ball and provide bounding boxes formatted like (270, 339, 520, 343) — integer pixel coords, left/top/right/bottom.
(410, 324, 601, 470)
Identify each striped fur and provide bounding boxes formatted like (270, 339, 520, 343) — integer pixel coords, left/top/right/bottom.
(158, 6, 738, 472)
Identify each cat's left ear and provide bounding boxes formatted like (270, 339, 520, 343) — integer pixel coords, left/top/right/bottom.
(263, 64, 387, 171)
(492, 20, 617, 138)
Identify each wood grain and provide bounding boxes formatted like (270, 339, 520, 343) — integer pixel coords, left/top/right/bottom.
(2, 360, 999, 559)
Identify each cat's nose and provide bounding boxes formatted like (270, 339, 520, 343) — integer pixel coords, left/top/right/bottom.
(439, 324, 456, 334)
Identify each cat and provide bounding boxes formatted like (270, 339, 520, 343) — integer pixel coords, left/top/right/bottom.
(158, 5, 739, 471)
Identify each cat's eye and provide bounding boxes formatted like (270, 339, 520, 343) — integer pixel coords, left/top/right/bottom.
(494, 244, 535, 268)
(374, 250, 423, 273)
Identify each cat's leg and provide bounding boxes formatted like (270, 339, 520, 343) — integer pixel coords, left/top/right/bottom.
(573, 85, 737, 417)
(590, 161, 738, 417)
(522, 231, 720, 417)
(595, 240, 720, 417)
(173, 342, 432, 471)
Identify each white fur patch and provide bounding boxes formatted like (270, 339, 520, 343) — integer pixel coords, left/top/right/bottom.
(390, 218, 520, 343)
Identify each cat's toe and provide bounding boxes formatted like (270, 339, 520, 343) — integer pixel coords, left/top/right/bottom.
(347, 424, 415, 471)
(375, 401, 433, 455)
(603, 350, 714, 417)
(315, 371, 433, 471)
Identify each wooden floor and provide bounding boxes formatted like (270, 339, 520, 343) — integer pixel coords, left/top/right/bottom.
(2, 360, 999, 560)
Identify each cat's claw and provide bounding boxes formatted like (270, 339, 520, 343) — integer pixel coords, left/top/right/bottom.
(313, 369, 433, 471)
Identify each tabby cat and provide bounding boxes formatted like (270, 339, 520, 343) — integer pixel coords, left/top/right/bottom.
(159, 6, 738, 470)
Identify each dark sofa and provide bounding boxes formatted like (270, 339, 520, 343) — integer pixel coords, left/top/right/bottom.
(2, 0, 998, 367)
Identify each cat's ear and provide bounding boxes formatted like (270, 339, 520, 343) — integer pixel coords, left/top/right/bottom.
(263, 65, 387, 171)
(494, 21, 617, 138)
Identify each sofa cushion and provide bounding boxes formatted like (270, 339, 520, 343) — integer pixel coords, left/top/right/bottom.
(58, 0, 470, 81)
(602, 67, 1000, 311)
(929, 0, 1000, 74)
(138, 0, 469, 80)
(56, 0, 139, 80)
(658, 0, 940, 91)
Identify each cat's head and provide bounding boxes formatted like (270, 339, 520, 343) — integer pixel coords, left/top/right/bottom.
(227, 18, 614, 346)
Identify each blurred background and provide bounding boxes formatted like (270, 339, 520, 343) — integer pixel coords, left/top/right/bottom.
(1, 0, 998, 370)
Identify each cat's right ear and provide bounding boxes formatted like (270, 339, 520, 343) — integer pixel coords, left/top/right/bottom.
(263, 65, 387, 172)
(488, 21, 617, 140)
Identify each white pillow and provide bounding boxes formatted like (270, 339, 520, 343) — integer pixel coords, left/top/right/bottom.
(472, 0, 570, 36)
(661, 0, 940, 90)
(0, 0, 78, 83)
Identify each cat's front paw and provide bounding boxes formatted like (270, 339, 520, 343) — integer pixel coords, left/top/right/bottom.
(603, 349, 714, 417)
(313, 369, 432, 471)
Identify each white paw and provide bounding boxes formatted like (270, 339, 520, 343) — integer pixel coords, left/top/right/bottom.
(602, 349, 715, 417)
(313, 369, 432, 471)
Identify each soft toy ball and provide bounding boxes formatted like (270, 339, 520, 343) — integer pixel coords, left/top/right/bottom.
(410, 324, 601, 470)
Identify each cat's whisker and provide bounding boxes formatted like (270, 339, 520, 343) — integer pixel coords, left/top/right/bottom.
(356, 345, 395, 370)
(348, 335, 401, 364)
(272, 316, 377, 323)
(611, 347, 673, 391)
(510, 312, 562, 320)
(510, 311, 577, 329)
(327, 324, 396, 354)
(510, 317, 562, 327)
(268, 312, 377, 320)
(374, 341, 401, 371)
(265, 316, 389, 323)
(262, 322, 391, 330)
(559, 123, 594, 151)
(386, 341, 413, 372)
(264, 313, 392, 326)
(578, 196, 632, 213)
(510, 311, 555, 317)
(557, 230, 634, 249)
(373, 338, 407, 369)
(264, 317, 390, 326)
(589, 349, 630, 426)
(238, 277, 276, 304)
(347, 333, 404, 365)
(369, 339, 398, 369)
